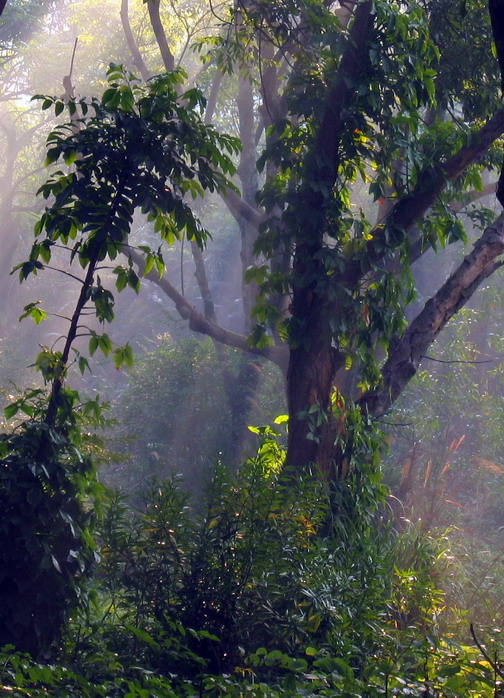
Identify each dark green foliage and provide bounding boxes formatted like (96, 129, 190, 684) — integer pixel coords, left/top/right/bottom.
(434, 0, 502, 116)
(0, 451, 502, 695)
(87, 451, 333, 674)
(0, 393, 103, 658)
(63, 428, 395, 676)
(27, 64, 239, 289)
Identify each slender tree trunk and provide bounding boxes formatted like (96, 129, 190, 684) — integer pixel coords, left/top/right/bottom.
(147, 0, 175, 72)
(120, 0, 151, 81)
(237, 72, 259, 333)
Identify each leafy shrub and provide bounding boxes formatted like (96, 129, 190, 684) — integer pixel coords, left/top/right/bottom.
(1, 425, 502, 695)
(63, 426, 410, 681)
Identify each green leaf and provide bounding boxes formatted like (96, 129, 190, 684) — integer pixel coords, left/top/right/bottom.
(89, 334, 99, 356)
(77, 355, 90, 375)
(4, 402, 20, 420)
(98, 333, 112, 356)
(114, 267, 128, 292)
(127, 270, 140, 293)
(19, 302, 48, 325)
(44, 147, 61, 167)
(125, 624, 159, 648)
(113, 343, 134, 369)
(143, 254, 154, 276)
(63, 149, 78, 166)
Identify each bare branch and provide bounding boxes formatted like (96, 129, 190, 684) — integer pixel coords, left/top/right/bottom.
(128, 247, 289, 371)
(450, 180, 497, 212)
(422, 354, 495, 364)
(204, 70, 223, 124)
(190, 241, 218, 323)
(221, 185, 263, 228)
(146, 0, 175, 72)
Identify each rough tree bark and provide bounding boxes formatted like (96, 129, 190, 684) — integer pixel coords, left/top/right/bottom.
(285, 0, 375, 472)
(120, 0, 151, 81)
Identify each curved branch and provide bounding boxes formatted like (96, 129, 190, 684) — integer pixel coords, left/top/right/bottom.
(204, 70, 223, 124)
(190, 240, 217, 323)
(121, 0, 151, 81)
(450, 180, 497, 212)
(221, 185, 263, 228)
(147, 0, 175, 72)
(128, 247, 289, 371)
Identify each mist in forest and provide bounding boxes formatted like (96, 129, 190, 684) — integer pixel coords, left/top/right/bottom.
(0, 0, 502, 621)
(0, 0, 288, 494)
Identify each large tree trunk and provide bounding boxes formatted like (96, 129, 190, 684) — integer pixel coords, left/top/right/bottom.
(286, 306, 344, 474)
(284, 1, 374, 470)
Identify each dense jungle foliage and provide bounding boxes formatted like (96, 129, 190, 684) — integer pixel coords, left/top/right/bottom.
(0, 0, 503, 695)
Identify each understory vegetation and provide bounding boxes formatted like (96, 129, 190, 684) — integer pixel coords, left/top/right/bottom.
(1, 437, 503, 697)
(1, 383, 503, 695)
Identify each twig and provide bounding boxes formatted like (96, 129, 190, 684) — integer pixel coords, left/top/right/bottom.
(422, 354, 495, 365)
(376, 420, 413, 427)
(470, 623, 504, 682)
(42, 265, 85, 284)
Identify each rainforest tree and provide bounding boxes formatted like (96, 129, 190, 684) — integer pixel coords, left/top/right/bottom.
(114, 0, 504, 476)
